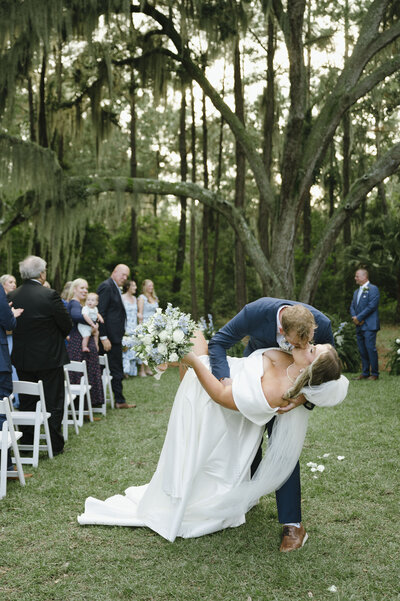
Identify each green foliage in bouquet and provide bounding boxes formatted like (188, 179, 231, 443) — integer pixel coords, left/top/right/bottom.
(385, 338, 400, 375)
(330, 318, 360, 373)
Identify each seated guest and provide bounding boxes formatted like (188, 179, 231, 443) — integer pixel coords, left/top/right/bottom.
(66, 279, 105, 409)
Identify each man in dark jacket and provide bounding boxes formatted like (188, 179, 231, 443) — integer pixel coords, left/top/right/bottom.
(98, 264, 135, 409)
(8, 256, 72, 455)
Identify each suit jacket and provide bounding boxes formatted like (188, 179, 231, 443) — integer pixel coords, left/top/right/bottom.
(350, 283, 380, 331)
(97, 278, 127, 343)
(0, 285, 17, 373)
(208, 297, 335, 380)
(8, 280, 72, 371)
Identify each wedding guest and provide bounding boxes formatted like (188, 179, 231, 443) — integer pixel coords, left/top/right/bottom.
(0, 274, 19, 407)
(122, 280, 138, 377)
(78, 292, 103, 353)
(350, 268, 380, 380)
(66, 279, 104, 408)
(8, 256, 72, 456)
(97, 265, 135, 408)
(137, 279, 159, 377)
(0, 284, 31, 478)
(60, 281, 72, 308)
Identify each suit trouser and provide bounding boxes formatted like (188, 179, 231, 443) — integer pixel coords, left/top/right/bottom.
(17, 367, 65, 455)
(106, 342, 125, 402)
(356, 329, 379, 376)
(251, 416, 301, 524)
(0, 371, 13, 469)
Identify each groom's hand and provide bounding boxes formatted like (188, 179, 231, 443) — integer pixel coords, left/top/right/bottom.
(277, 393, 306, 414)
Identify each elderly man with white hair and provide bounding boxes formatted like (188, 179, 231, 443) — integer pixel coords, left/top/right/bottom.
(8, 255, 72, 455)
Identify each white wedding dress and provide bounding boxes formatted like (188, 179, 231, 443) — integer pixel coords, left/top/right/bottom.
(78, 349, 348, 541)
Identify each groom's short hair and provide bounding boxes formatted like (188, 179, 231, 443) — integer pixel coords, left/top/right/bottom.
(281, 305, 316, 343)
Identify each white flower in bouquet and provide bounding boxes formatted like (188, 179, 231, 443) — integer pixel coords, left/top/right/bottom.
(172, 329, 185, 343)
(131, 303, 197, 377)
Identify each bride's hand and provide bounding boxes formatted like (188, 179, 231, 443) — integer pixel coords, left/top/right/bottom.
(277, 394, 306, 414)
(181, 351, 196, 368)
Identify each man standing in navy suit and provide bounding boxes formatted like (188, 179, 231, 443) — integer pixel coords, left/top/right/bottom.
(350, 268, 380, 380)
(98, 264, 135, 409)
(208, 298, 335, 552)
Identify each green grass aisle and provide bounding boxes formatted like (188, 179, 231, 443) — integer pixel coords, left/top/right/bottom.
(1, 367, 399, 601)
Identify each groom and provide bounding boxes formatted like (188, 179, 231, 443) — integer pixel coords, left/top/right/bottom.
(208, 297, 335, 552)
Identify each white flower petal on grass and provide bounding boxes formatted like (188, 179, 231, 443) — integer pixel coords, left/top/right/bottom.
(307, 462, 317, 468)
(317, 465, 325, 472)
(337, 456, 345, 461)
(322, 453, 330, 458)
(310, 467, 317, 472)
(327, 585, 338, 593)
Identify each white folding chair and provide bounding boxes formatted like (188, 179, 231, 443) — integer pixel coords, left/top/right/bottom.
(0, 397, 26, 499)
(63, 370, 80, 441)
(99, 354, 114, 409)
(64, 361, 94, 427)
(10, 380, 53, 467)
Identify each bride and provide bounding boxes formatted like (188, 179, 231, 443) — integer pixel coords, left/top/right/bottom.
(78, 332, 348, 541)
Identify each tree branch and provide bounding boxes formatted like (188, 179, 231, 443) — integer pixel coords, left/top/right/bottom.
(74, 174, 282, 290)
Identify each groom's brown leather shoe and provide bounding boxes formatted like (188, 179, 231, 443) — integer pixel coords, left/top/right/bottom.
(116, 402, 136, 409)
(353, 375, 368, 380)
(279, 524, 308, 552)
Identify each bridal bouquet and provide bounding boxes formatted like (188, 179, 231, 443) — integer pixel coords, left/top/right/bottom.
(132, 304, 197, 376)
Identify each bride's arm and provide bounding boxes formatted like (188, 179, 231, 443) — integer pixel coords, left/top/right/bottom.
(182, 352, 238, 411)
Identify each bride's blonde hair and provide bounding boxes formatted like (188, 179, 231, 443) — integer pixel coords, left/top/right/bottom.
(283, 345, 342, 400)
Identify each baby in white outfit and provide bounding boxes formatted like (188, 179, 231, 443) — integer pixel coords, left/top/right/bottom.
(78, 292, 104, 352)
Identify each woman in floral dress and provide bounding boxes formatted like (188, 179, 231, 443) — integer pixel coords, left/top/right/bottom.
(137, 279, 159, 377)
(122, 280, 138, 377)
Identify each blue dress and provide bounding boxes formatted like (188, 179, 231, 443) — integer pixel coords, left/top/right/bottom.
(139, 294, 158, 323)
(122, 298, 138, 376)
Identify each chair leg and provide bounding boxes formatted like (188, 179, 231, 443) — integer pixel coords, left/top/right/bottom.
(0, 437, 7, 499)
(42, 413, 53, 459)
(32, 411, 41, 468)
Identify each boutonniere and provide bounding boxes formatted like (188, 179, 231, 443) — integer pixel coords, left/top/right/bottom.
(362, 286, 369, 292)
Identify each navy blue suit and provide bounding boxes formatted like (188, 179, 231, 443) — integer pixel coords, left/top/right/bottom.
(350, 283, 380, 377)
(97, 278, 127, 403)
(0, 285, 17, 469)
(208, 297, 335, 524)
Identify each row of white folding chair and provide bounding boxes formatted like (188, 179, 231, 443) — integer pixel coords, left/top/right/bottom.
(0, 397, 26, 499)
(9, 380, 53, 468)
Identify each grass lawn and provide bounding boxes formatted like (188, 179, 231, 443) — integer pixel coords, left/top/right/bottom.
(1, 327, 399, 601)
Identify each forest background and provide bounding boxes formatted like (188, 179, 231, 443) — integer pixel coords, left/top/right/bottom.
(1, 0, 400, 330)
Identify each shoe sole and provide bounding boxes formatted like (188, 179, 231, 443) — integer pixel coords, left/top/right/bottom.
(301, 532, 309, 547)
